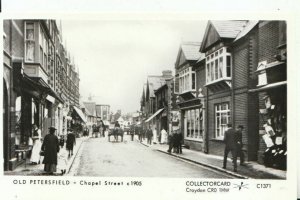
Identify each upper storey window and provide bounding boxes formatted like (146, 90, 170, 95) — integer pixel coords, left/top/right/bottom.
(25, 22, 35, 62)
(206, 47, 232, 84)
(179, 67, 196, 94)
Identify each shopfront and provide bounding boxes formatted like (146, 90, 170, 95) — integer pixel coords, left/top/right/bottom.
(249, 60, 287, 170)
(178, 98, 205, 152)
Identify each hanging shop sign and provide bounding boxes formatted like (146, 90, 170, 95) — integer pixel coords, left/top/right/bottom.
(257, 61, 267, 86)
(46, 95, 55, 104)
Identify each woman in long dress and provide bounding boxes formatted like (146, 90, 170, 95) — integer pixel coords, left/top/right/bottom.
(160, 128, 167, 144)
(30, 125, 42, 164)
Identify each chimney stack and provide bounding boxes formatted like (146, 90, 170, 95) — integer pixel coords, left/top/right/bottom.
(162, 70, 172, 78)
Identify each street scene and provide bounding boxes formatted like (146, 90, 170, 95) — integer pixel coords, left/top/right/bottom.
(3, 20, 286, 179)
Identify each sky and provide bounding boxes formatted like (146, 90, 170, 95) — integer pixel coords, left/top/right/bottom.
(62, 20, 207, 114)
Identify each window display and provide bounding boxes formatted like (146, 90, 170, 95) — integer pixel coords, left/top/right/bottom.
(184, 108, 204, 141)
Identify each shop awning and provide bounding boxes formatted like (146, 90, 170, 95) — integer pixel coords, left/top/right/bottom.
(248, 81, 287, 93)
(73, 106, 87, 123)
(23, 75, 64, 103)
(145, 108, 164, 123)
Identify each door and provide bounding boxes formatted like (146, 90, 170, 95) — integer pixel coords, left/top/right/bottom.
(3, 80, 9, 171)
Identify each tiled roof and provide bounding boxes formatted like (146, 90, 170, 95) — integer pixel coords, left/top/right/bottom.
(147, 76, 167, 97)
(234, 21, 259, 42)
(181, 42, 202, 61)
(83, 102, 96, 117)
(211, 20, 248, 38)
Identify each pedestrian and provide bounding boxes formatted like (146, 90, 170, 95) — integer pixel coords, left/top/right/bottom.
(222, 123, 238, 172)
(160, 128, 167, 144)
(41, 126, 60, 175)
(152, 127, 158, 144)
(177, 129, 183, 154)
(173, 130, 179, 153)
(115, 121, 120, 128)
(167, 132, 174, 153)
(66, 129, 76, 157)
(99, 120, 105, 137)
(236, 125, 245, 166)
(30, 124, 42, 164)
(147, 128, 153, 145)
(130, 124, 135, 141)
(142, 127, 146, 141)
(84, 127, 89, 137)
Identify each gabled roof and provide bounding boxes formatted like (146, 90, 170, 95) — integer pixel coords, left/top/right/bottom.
(83, 102, 96, 117)
(154, 83, 168, 94)
(175, 42, 203, 68)
(211, 20, 248, 39)
(181, 42, 202, 61)
(200, 20, 249, 52)
(147, 76, 167, 98)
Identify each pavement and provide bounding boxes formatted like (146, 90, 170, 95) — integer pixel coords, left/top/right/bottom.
(139, 138, 286, 179)
(4, 136, 88, 176)
(4, 134, 286, 179)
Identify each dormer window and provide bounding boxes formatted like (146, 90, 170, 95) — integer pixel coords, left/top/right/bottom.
(206, 47, 232, 84)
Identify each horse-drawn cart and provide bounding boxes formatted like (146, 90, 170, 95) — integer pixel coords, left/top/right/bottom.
(108, 127, 124, 142)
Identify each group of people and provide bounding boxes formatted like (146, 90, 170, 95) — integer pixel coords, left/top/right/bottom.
(28, 124, 77, 175)
(223, 124, 245, 172)
(167, 129, 183, 154)
(92, 120, 107, 138)
(134, 127, 168, 145)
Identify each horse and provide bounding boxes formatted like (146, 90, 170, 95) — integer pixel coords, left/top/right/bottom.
(108, 127, 124, 142)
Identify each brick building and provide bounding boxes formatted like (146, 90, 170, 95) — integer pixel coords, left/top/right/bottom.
(248, 21, 287, 164)
(174, 42, 207, 152)
(143, 70, 173, 129)
(3, 20, 81, 171)
(197, 20, 286, 167)
(154, 77, 178, 137)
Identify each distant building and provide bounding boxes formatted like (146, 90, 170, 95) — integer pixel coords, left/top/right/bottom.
(95, 104, 110, 121)
(142, 70, 173, 129)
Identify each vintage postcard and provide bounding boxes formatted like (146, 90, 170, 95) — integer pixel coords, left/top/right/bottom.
(0, 2, 298, 200)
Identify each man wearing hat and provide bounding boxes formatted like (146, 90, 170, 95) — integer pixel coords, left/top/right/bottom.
(41, 126, 60, 175)
(222, 123, 238, 172)
(236, 125, 245, 166)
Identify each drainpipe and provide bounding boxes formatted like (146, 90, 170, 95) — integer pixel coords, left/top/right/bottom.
(231, 49, 235, 129)
(205, 87, 209, 154)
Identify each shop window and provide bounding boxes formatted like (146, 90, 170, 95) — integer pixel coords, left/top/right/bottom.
(215, 102, 230, 140)
(206, 47, 232, 84)
(25, 22, 35, 62)
(184, 108, 204, 141)
(15, 97, 22, 146)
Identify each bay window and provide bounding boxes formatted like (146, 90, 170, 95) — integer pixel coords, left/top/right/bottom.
(39, 26, 48, 72)
(179, 67, 196, 93)
(25, 22, 35, 62)
(206, 47, 232, 84)
(215, 103, 230, 140)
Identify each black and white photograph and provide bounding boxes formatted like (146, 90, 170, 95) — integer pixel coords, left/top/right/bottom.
(2, 19, 287, 180)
